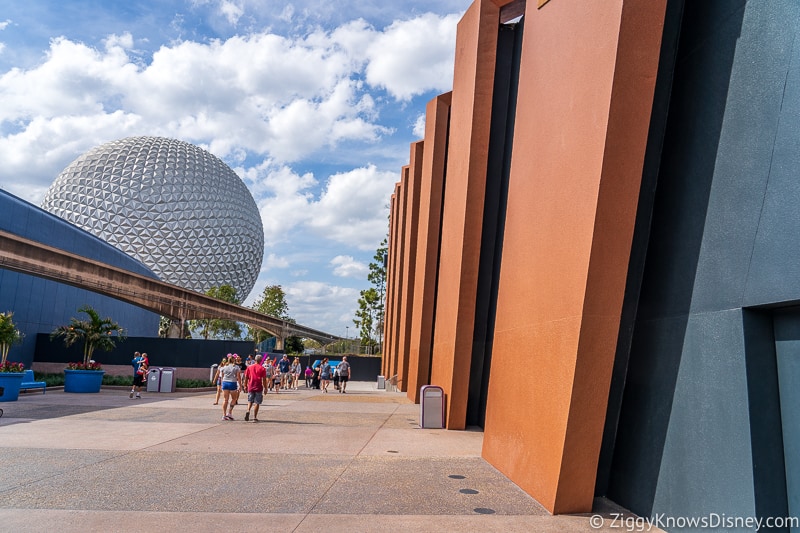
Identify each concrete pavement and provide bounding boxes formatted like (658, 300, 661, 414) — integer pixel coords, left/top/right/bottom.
(0, 381, 656, 532)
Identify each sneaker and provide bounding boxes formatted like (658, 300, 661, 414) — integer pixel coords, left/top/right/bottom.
(227, 414, 234, 420)
(223, 415, 232, 421)
(129, 391, 134, 398)
(244, 412, 250, 421)
(252, 418, 259, 423)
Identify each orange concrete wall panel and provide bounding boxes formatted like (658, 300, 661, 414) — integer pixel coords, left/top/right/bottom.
(383, 186, 401, 378)
(482, 0, 667, 514)
(389, 169, 410, 382)
(430, 0, 499, 430)
(406, 93, 452, 404)
(396, 142, 425, 392)
(381, 192, 393, 377)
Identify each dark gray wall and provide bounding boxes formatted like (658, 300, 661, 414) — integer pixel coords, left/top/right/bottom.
(35, 334, 255, 369)
(34, 334, 383, 381)
(0, 190, 161, 368)
(607, 0, 800, 527)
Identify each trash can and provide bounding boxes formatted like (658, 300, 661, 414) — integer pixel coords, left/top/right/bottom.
(377, 375, 385, 389)
(210, 364, 218, 382)
(420, 385, 445, 429)
(146, 368, 161, 392)
(159, 367, 177, 392)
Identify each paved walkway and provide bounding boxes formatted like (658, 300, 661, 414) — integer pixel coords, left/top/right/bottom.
(0, 382, 654, 532)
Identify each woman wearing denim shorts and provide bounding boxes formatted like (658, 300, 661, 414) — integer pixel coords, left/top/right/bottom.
(219, 356, 241, 420)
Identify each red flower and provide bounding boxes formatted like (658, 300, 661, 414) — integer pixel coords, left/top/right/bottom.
(0, 361, 24, 373)
(66, 361, 103, 370)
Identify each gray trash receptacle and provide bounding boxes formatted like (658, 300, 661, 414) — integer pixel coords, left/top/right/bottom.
(420, 385, 445, 428)
(146, 368, 161, 392)
(159, 367, 177, 392)
(377, 375, 385, 389)
(210, 364, 219, 382)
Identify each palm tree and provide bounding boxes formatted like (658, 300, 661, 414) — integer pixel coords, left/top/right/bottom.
(0, 311, 24, 366)
(50, 305, 126, 366)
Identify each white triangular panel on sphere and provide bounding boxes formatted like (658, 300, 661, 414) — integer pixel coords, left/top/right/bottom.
(40, 136, 264, 299)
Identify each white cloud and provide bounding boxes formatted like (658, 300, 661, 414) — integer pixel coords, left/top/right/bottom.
(330, 255, 369, 278)
(364, 13, 460, 100)
(309, 165, 395, 249)
(244, 162, 316, 247)
(219, 0, 245, 25)
(0, 12, 460, 202)
(0, 111, 143, 203)
(236, 160, 392, 253)
(284, 280, 359, 336)
(264, 253, 290, 270)
(412, 112, 426, 138)
(278, 5, 294, 23)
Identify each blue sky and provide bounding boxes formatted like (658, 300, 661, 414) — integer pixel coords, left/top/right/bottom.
(0, 0, 470, 337)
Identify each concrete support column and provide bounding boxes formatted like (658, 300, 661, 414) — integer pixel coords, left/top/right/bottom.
(429, 0, 500, 430)
(406, 92, 451, 403)
(389, 169, 410, 389)
(482, 0, 667, 514)
(395, 141, 425, 393)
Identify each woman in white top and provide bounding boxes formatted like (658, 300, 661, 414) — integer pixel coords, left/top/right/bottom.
(219, 355, 241, 421)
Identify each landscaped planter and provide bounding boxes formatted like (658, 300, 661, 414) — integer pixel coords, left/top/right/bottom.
(64, 369, 106, 393)
(0, 372, 25, 402)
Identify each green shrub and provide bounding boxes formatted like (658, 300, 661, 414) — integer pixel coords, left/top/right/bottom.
(176, 378, 214, 388)
(102, 375, 134, 386)
(35, 372, 64, 386)
(32, 372, 212, 388)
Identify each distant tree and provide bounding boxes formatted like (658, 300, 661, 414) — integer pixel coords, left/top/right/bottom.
(353, 288, 379, 350)
(252, 284, 290, 318)
(189, 285, 242, 340)
(248, 284, 292, 347)
(284, 336, 304, 354)
(158, 316, 190, 338)
(353, 237, 387, 353)
(0, 311, 24, 366)
(304, 338, 322, 354)
(50, 305, 126, 366)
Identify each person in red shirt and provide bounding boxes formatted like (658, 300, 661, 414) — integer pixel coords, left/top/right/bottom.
(243, 354, 267, 422)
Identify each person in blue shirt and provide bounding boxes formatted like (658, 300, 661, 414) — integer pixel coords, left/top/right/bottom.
(130, 351, 148, 399)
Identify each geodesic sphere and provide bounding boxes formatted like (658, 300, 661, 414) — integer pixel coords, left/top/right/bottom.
(41, 136, 264, 300)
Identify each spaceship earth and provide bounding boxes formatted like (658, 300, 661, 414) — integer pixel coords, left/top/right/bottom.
(41, 136, 264, 300)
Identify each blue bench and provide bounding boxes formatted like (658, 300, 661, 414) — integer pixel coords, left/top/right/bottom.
(20, 369, 46, 394)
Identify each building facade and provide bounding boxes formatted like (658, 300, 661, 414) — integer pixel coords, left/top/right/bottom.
(0, 189, 161, 368)
(383, 0, 800, 525)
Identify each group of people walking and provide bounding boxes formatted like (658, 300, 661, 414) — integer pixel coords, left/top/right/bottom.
(211, 353, 353, 422)
(316, 356, 351, 394)
(211, 353, 305, 422)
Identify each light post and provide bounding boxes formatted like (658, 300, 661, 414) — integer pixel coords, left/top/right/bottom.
(345, 326, 349, 354)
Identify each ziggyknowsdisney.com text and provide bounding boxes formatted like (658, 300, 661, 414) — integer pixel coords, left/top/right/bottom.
(591, 512, 800, 531)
